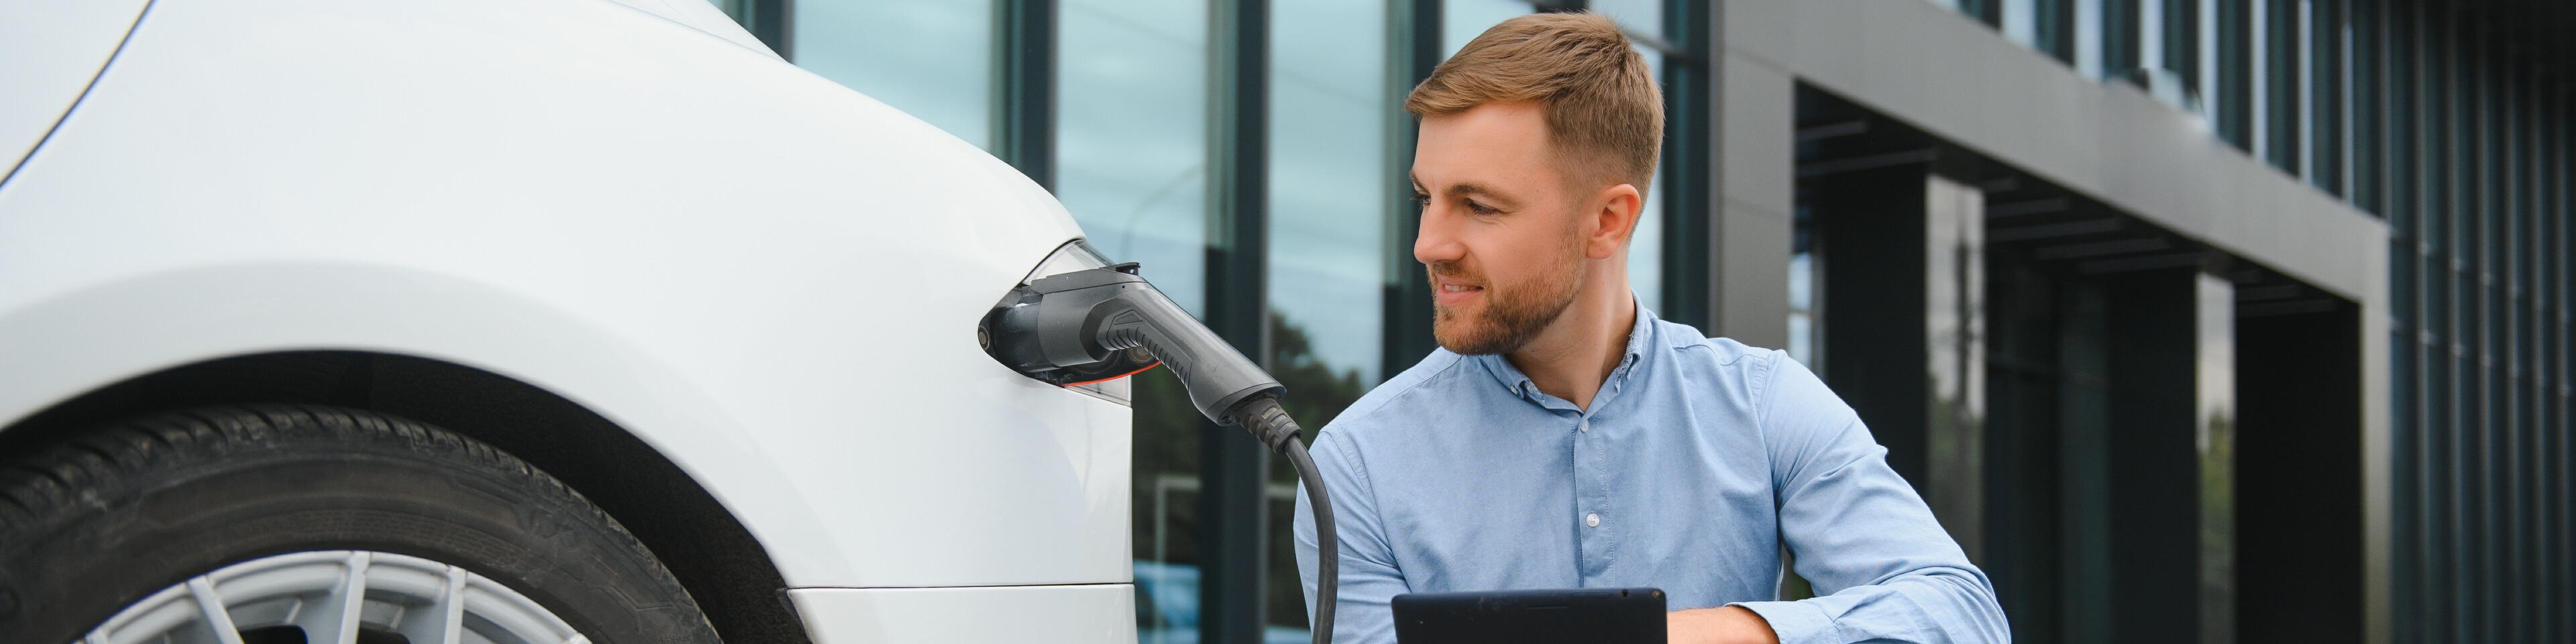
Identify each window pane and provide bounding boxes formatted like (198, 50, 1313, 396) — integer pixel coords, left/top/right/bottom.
(1269, 0, 1388, 394)
(1266, 6, 1389, 637)
(2262, 0, 2298, 171)
(1444, 0, 1531, 57)
(792, 0, 997, 148)
(1631, 189, 1665, 313)
(2037, 0, 2073, 62)
(2004, 0, 2038, 49)
(1788, 203, 1819, 368)
(1057, 2, 1210, 642)
(2156, 0, 2202, 109)
(2214, 0, 2249, 150)
(1629, 46, 1665, 313)
(1593, 0, 1662, 36)
(2106, 0, 2145, 83)
(1595, 5, 1668, 315)
(1057, 0, 1209, 315)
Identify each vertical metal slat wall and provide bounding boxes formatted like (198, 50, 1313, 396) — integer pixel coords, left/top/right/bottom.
(2372, 1, 2574, 642)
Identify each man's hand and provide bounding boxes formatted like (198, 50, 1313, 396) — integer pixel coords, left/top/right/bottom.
(1667, 606, 1781, 644)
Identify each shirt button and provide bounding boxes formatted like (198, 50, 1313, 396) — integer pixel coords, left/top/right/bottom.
(1585, 513, 1601, 527)
(1578, 419, 1590, 433)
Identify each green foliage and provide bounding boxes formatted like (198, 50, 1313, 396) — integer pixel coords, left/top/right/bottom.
(1263, 311, 1370, 439)
(1124, 312, 1375, 631)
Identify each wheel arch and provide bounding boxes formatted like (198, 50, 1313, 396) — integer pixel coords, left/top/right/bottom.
(0, 350, 813, 644)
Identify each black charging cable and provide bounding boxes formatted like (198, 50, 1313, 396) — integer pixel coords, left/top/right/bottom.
(1226, 396, 1336, 643)
(981, 265, 1338, 644)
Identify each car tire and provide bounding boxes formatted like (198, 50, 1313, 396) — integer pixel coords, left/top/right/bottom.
(0, 405, 721, 644)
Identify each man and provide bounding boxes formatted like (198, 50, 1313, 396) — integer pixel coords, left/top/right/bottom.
(1291, 13, 2010, 644)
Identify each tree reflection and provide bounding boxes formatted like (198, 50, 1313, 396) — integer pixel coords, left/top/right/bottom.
(1131, 311, 1371, 637)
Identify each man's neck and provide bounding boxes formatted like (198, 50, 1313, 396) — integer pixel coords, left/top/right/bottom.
(1503, 283, 1635, 411)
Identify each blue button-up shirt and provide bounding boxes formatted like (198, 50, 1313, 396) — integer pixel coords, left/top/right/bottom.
(1292, 304, 2010, 643)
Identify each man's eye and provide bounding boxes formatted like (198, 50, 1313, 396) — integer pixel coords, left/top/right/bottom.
(1413, 193, 1432, 209)
(1466, 200, 1500, 217)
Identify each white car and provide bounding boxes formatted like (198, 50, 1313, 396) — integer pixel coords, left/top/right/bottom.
(0, 1, 1138, 643)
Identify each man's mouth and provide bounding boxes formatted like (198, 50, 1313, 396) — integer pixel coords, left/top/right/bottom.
(1434, 280, 1485, 306)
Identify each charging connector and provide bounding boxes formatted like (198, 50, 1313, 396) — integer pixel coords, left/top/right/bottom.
(981, 264, 1338, 643)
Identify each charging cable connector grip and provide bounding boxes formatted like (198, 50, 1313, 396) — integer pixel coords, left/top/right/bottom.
(981, 266, 1337, 643)
(996, 268, 1283, 420)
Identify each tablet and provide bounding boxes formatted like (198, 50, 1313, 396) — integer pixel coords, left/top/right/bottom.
(1390, 587, 1666, 643)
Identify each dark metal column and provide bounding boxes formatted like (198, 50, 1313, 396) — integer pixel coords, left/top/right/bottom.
(1201, 1, 1270, 641)
(737, 0, 792, 58)
(996, 0, 1056, 189)
(2056, 281, 2115, 643)
(1658, 0, 1712, 330)
(2100, 268, 2194, 644)
(2100, 266, 2233, 644)
(1809, 161, 1986, 558)
(1381, 0, 1441, 379)
(2235, 299, 2365, 642)
(1813, 163, 1933, 488)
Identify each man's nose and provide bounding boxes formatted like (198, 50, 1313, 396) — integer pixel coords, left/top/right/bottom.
(1413, 205, 1465, 266)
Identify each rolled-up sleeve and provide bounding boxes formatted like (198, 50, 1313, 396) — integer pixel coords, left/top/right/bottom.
(1293, 429, 1407, 644)
(1726, 354, 2012, 644)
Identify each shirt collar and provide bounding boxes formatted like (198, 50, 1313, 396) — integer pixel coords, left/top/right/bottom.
(1478, 293, 1660, 407)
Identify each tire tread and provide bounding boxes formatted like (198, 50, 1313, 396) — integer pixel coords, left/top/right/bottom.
(0, 404, 718, 642)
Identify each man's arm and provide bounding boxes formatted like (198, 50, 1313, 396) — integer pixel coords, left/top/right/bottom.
(1292, 429, 1407, 643)
(1668, 604, 1782, 644)
(1721, 353, 2012, 644)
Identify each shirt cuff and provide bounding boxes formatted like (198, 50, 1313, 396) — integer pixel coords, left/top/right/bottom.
(1726, 600, 1836, 644)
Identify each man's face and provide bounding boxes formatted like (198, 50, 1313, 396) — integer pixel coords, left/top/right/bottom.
(1411, 101, 1590, 356)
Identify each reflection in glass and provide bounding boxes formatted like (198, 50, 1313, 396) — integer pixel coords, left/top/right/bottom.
(1923, 174, 1988, 561)
(1788, 204, 1819, 368)
(1058, 0, 1210, 315)
(1130, 367, 1206, 644)
(792, 0, 997, 148)
(1444, 0, 1532, 56)
(1630, 183, 1664, 313)
(2137, 0, 2206, 111)
(2086, 0, 2117, 81)
(1627, 44, 1665, 313)
(1593, 0, 1662, 36)
(1055, 2, 1211, 642)
(2002, 0, 2038, 48)
(1269, 0, 1388, 391)
(2196, 274, 2236, 644)
(1266, 0, 1389, 639)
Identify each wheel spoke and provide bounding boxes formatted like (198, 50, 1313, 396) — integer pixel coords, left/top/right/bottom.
(184, 577, 249, 644)
(294, 551, 372, 644)
(396, 564, 468, 644)
(437, 567, 467, 644)
(86, 551, 588, 644)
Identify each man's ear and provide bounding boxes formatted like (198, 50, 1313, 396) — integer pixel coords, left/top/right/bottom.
(1583, 182, 1644, 260)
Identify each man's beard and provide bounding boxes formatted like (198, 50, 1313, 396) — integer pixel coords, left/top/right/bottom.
(1428, 241, 1584, 356)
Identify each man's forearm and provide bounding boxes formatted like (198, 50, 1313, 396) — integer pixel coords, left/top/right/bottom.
(1666, 606, 1780, 644)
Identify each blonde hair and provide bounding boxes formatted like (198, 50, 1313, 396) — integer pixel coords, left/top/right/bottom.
(1407, 11, 1664, 195)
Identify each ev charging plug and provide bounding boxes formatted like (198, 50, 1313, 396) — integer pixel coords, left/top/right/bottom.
(980, 264, 1339, 643)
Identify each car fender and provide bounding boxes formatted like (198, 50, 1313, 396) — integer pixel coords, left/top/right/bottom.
(0, 0, 1129, 588)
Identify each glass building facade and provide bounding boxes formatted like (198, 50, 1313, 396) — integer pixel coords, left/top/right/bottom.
(715, 0, 2567, 641)
(1921, 2, 2569, 643)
